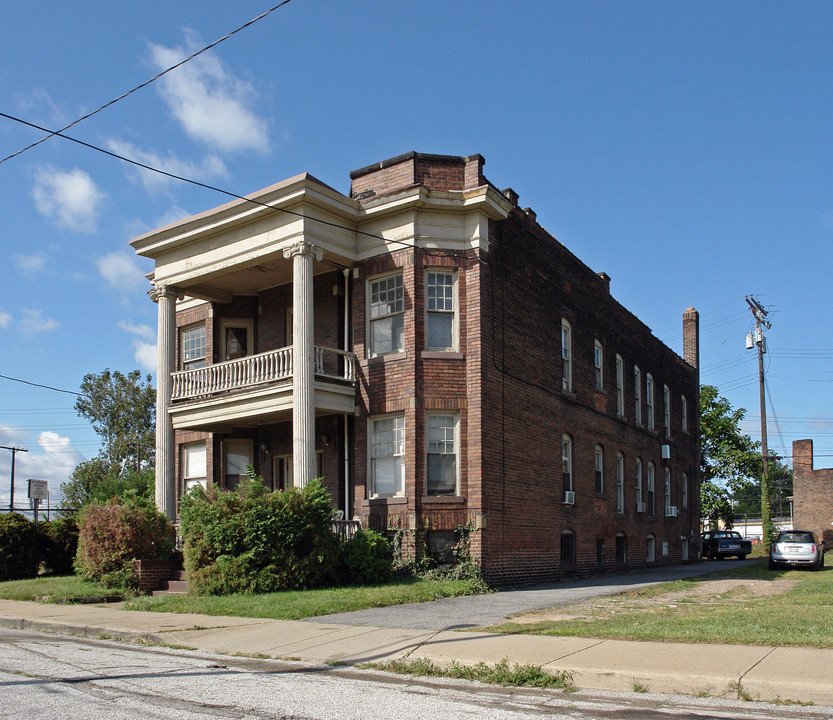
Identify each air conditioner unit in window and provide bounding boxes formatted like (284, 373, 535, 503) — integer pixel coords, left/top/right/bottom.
(661, 444, 671, 460)
(563, 490, 575, 505)
(636, 501, 646, 514)
(665, 505, 679, 517)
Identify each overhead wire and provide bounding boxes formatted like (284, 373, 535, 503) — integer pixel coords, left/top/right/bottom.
(0, 0, 295, 166)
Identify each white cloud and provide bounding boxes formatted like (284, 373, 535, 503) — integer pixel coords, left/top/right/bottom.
(149, 32, 270, 153)
(119, 320, 157, 372)
(19, 308, 58, 337)
(96, 251, 147, 294)
(31, 165, 105, 233)
(14, 252, 46, 275)
(105, 138, 227, 193)
(0, 309, 11, 328)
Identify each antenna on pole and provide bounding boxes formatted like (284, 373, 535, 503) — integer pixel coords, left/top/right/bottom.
(746, 295, 773, 544)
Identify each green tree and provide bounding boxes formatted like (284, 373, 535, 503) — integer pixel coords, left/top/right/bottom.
(699, 384, 761, 529)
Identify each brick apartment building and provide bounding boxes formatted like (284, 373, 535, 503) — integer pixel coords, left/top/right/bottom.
(131, 151, 701, 585)
(792, 439, 833, 546)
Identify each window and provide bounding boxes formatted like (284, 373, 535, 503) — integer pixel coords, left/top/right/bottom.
(274, 452, 323, 491)
(369, 273, 404, 356)
(663, 384, 671, 439)
(182, 442, 206, 493)
(635, 458, 643, 507)
(646, 373, 655, 429)
(681, 394, 688, 432)
(634, 366, 642, 424)
(615, 354, 624, 416)
(561, 530, 576, 569)
(224, 439, 252, 491)
(425, 271, 456, 351)
(370, 415, 405, 497)
(562, 434, 573, 493)
(665, 467, 672, 512)
(594, 339, 603, 388)
(647, 462, 655, 516)
(594, 444, 604, 493)
(646, 534, 656, 563)
(426, 413, 458, 496)
(220, 319, 253, 361)
(561, 319, 572, 392)
(181, 324, 206, 370)
(615, 533, 627, 566)
(616, 452, 625, 513)
(682, 472, 688, 509)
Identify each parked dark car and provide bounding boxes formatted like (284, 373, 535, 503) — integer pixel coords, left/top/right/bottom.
(700, 531, 752, 560)
(769, 530, 825, 571)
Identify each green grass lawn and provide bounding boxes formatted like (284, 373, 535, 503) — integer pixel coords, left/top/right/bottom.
(487, 555, 833, 647)
(0, 574, 486, 620)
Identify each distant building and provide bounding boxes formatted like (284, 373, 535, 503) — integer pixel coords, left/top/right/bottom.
(792, 439, 833, 545)
(131, 151, 700, 585)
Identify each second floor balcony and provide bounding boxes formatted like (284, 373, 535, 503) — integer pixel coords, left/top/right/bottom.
(168, 345, 356, 430)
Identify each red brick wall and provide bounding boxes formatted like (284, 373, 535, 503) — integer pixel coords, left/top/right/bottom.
(793, 439, 833, 545)
(133, 558, 181, 594)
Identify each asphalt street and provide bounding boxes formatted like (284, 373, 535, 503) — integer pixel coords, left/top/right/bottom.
(307, 558, 760, 630)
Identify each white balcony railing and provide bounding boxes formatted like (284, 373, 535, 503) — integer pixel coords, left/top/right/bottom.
(171, 345, 356, 401)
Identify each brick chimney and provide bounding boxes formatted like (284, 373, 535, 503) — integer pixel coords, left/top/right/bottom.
(682, 307, 699, 371)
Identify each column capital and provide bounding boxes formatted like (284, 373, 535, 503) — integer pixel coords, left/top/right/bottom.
(149, 284, 184, 303)
(283, 240, 323, 262)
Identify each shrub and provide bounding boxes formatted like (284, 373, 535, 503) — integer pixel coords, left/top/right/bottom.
(37, 516, 79, 575)
(0, 513, 38, 581)
(75, 500, 173, 589)
(180, 477, 342, 595)
(342, 529, 391, 585)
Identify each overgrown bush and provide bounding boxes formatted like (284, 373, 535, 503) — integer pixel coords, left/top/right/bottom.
(37, 516, 79, 575)
(180, 477, 343, 595)
(75, 500, 173, 589)
(342, 529, 391, 585)
(0, 513, 38, 581)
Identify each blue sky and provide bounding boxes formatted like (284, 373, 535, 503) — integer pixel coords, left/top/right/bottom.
(1, 1, 831, 507)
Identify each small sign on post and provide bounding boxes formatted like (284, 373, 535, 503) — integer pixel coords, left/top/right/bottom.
(28, 479, 48, 528)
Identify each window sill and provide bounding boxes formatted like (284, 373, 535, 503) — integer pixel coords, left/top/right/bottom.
(420, 351, 465, 360)
(421, 495, 465, 504)
(363, 351, 408, 365)
(363, 496, 408, 506)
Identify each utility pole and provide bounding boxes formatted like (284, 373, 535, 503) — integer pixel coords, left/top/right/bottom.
(746, 296, 772, 545)
(1, 445, 29, 512)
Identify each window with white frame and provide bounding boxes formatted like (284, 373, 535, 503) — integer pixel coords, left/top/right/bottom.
(616, 452, 625, 514)
(369, 273, 404, 356)
(370, 415, 405, 497)
(635, 457, 643, 507)
(594, 444, 604, 493)
(681, 394, 688, 432)
(616, 354, 624, 416)
(594, 339, 604, 388)
(682, 472, 688, 508)
(223, 439, 252, 491)
(647, 461, 655, 516)
(663, 384, 671, 439)
(634, 366, 642, 424)
(562, 434, 573, 493)
(646, 373, 655, 429)
(182, 442, 207, 493)
(646, 534, 656, 563)
(664, 467, 672, 511)
(426, 413, 458, 496)
(561, 318, 572, 392)
(425, 270, 456, 351)
(181, 324, 206, 370)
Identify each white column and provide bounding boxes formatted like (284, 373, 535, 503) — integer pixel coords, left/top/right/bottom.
(283, 241, 322, 488)
(150, 284, 179, 521)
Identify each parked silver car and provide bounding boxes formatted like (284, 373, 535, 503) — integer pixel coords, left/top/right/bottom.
(769, 530, 826, 571)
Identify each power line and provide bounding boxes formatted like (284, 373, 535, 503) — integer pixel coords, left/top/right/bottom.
(0, 373, 84, 397)
(0, 1, 295, 166)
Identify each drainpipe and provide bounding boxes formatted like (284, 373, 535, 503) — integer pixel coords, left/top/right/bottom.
(343, 268, 351, 520)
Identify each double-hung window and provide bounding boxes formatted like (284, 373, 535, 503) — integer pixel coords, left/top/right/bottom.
(182, 324, 206, 370)
(426, 413, 458, 496)
(634, 366, 642, 424)
(370, 415, 405, 497)
(635, 458, 643, 508)
(616, 452, 625, 513)
(681, 394, 688, 432)
(561, 319, 572, 392)
(682, 472, 689, 508)
(594, 339, 604, 388)
(594, 444, 604, 493)
(663, 384, 671, 439)
(369, 274, 404, 356)
(646, 373, 655, 429)
(615, 354, 624, 416)
(562, 434, 573, 493)
(647, 462, 656, 516)
(425, 271, 456, 350)
(182, 442, 206, 493)
(664, 467, 672, 512)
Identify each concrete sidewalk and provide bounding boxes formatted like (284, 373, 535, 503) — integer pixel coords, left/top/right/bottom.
(1, 598, 832, 707)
